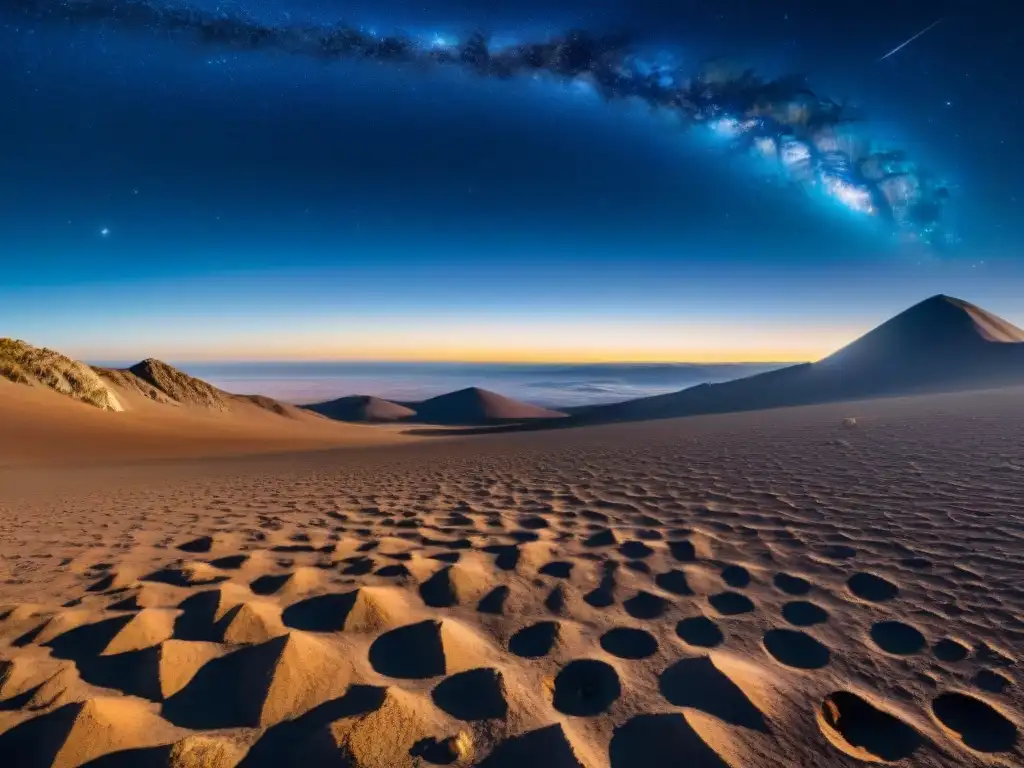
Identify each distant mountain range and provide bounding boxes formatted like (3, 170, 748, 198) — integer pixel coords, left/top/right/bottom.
(0, 343, 310, 419)
(4, 295, 1023, 431)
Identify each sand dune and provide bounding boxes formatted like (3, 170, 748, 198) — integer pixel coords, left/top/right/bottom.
(306, 389, 566, 426)
(1, 387, 1022, 766)
(0, 377, 410, 468)
(577, 295, 1024, 424)
(304, 395, 417, 423)
(410, 387, 567, 425)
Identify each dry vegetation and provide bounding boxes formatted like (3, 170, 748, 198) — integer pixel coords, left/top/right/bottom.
(94, 367, 178, 405)
(125, 358, 229, 409)
(0, 338, 123, 411)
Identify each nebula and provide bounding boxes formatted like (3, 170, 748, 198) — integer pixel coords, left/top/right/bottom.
(11, 0, 952, 243)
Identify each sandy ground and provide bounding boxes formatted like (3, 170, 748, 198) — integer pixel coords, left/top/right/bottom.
(1, 388, 1023, 766)
(0, 378, 413, 468)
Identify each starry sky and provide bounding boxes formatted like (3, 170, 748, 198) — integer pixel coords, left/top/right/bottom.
(1, 0, 1021, 363)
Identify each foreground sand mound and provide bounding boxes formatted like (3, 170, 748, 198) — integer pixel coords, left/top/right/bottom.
(419, 561, 495, 608)
(151, 640, 224, 700)
(96, 608, 177, 656)
(0, 656, 70, 703)
(305, 395, 416, 423)
(168, 733, 249, 768)
(479, 723, 598, 768)
(175, 583, 255, 636)
(0, 338, 123, 411)
(369, 619, 492, 679)
(19, 609, 98, 647)
(302, 686, 455, 767)
(0, 696, 180, 768)
(283, 586, 417, 634)
(58, 637, 221, 703)
(165, 631, 353, 729)
(216, 601, 288, 645)
(250, 566, 324, 600)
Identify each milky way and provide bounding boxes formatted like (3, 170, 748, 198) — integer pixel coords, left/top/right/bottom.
(11, 0, 952, 244)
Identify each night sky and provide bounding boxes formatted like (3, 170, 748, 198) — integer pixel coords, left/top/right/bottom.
(1, 0, 1021, 362)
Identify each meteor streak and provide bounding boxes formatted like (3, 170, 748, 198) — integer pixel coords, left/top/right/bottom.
(878, 17, 944, 62)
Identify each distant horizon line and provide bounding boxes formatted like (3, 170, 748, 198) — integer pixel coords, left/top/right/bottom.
(84, 357, 804, 368)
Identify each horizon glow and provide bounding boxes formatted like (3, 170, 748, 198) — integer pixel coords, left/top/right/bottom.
(5, 263, 1023, 365)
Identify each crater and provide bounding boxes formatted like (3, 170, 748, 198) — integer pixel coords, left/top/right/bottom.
(818, 691, 923, 762)
(847, 573, 898, 602)
(973, 669, 1011, 694)
(720, 565, 751, 588)
(583, 529, 617, 548)
(654, 570, 693, 596)
(619, 541, 654, 559)
(477, 724, 588, 768)
(551, 659, 621, 716)
(773, 573, 811, 596)
(368, 620, 446, 678)
(477, 586, 509, 615)
(659, 655, 767, 730)
(931, 692, 1018, 753)
(668, 540, 697, 562)
(781, 601, 829, 627)
(708, 592, 754, 616)
(539, 561, 574, 579)
(600, 628, 658, 660)
(763, 629, 831, 669)
(282, 592, 358, 632)
(509, 621, 559, 659)
(177, 536, 214, 553)
(610, 713, 732, 768)
(623, 591, 669, 620)
(432, 667, 508, 721)
(870, 621, 925, 656)
(932, 638, 970, 663)
(675, 616, 724, 648)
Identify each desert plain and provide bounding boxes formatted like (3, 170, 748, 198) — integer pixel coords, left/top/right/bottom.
(1, 384, 1022, 767)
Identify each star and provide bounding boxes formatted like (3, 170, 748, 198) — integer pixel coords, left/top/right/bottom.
(100, 227, 110, 237)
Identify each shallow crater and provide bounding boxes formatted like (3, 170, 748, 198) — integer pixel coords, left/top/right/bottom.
(551, 659, 621, 716)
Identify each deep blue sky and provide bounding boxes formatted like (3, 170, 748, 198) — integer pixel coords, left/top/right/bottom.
(1, 0, 1021, 362)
